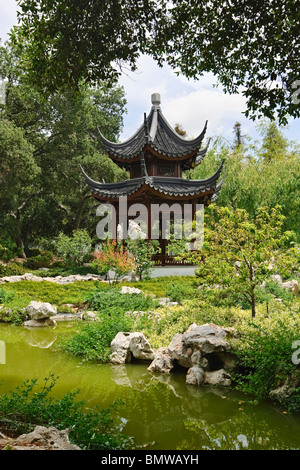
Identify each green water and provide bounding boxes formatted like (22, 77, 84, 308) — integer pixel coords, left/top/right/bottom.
(0, 322, 299, 450)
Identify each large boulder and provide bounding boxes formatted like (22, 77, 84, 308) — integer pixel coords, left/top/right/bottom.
(183, 323, 234, 354)
(120, 286, 144, 295)
(147, 347, 174, 374)
(110, 332, 155, 364)
(204, 369, 232, 386)
(24, 301, 57, 327)
(148, 322, 236, 387)
(167, 333, 193, 369)
(269, 369, 300, 402)
(186, 365, 205, 386)
(13, 426, 80, 450)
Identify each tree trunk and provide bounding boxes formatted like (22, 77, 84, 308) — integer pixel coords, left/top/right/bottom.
(15, 229, 26, 259)
(251, 292, 256, 318)
(74, 199, 84, 230)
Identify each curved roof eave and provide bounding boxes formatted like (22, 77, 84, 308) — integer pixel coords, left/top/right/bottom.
(157, 109, 208, 147)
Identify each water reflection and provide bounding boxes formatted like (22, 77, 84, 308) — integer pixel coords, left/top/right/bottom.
(0, 323, 299, 450)
(23, 327, 57, 349)
(109, 363, 300, 450)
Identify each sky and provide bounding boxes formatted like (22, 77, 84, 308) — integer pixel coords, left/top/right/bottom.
(1, 0, 299, 146)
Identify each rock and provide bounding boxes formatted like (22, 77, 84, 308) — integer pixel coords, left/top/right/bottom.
(127, 219, 147, 240)
(150, 323, 237, 386)
(24, 301, 57, 327)
(186, 366, 205, 385)
(167, 333, 193, 368)
(120, 286, 144, 295)
(204, 369, 232, 386)
(190, 350, 209, 369)
(14, 426, 80, 450)
(110, 332, 154, 364)
(85, 311, 97, 321)
(0, 272, 104, 285)
(148, 347, 174, 374)
(183, 323, 234, 354)
(158, 297, 171, 305)
(25, 301, 57, 321)
(282, 280, 299, 295)
(269, 369, 300, 402)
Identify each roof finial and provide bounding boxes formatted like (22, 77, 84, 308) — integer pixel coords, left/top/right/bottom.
(151, 93, 161, 108)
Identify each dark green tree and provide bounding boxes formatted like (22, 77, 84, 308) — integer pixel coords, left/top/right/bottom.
(0, 43, 127, 255)
(10, 0, 300, 123)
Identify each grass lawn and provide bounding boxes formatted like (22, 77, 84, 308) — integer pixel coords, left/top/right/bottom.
(0, 273, 201, 310)
(0, 280, 105, 309)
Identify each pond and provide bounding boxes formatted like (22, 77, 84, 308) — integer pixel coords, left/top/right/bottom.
(0, 322, 299, 450)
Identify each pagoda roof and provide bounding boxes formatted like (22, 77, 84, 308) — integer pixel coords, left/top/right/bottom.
(98, 94, 208, 163)
(80, 159, 224, 202)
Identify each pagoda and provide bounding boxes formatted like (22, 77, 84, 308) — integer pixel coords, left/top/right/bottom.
(81, 93, 224, 265)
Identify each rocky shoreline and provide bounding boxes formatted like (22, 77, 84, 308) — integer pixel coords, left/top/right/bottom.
(109, 323, 237, 387)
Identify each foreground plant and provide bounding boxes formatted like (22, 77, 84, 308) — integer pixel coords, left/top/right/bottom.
(0, 374, 132, 450)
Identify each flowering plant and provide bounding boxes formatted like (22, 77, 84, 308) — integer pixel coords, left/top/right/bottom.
(91, 238, 135, 286)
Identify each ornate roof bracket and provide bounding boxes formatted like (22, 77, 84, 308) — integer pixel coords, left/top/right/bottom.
(144, 113, 150, 143)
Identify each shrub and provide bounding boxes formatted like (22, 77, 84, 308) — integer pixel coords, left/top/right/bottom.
(0, 237, 22, 262)
(24, 251, 54, 270)
(61, 311, 134, 362)
(166, 282, 195, 303)
(0, 306, 26, 325)
(232, 311, 300, 411)
(0, 374, 132, 449)
(0, 287, 15, 304)
(0, 262, 25, 277)
(91, 239, 135, 285)
(55, 229, 92, 266)
(86, 287, 158, 314)
(126, 239, 160, 280)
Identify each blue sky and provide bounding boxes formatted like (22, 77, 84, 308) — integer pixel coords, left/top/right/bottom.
(1, 0, 299, 146)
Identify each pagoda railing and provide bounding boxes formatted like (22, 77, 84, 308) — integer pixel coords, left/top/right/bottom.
(151, 254, 195, 266)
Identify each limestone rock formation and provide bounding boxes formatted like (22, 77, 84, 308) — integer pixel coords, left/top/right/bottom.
(24, 301, 57, 327)
(0, 426, 80, 450)
(148, 323, 237, 387)
(110, 331, 155, 364)
(147, 347, 174, 374)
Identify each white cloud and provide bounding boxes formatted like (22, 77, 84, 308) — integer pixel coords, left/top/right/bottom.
(118, 55, 256, 144)
(0, 0, 18, 43)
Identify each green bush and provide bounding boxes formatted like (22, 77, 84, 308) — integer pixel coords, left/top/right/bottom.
(0, 287, 15, 304)
(0, 306, 25, 325)
(61, 311, 134, 362)
(61, 288, 159, 362)
(233, 312, 300, 411)
(0, 237, 22, 262)
(55, 229, 92, 266)
(166, 282, 196, 303)
(0, 262, 25, 277)
(24, 251, 54, 269)
(0, 374, 132, 449)
(86, 287, 159, 314)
